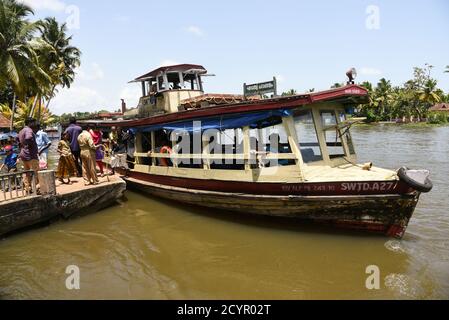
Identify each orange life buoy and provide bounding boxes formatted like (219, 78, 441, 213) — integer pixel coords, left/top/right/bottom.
(160, 146, 172, 167)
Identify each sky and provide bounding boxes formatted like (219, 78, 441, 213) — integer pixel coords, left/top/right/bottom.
(22, 0, 449, 115)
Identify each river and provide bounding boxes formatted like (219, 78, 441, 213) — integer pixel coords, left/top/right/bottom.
(0, 125, 448, 299)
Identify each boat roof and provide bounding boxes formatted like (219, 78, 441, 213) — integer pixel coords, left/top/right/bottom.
(0, 114, 10, 129)
(131, 64, 207, 82)
(96, 85, 368, 129)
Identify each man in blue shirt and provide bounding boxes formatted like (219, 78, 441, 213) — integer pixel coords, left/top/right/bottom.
(36, 125, 52, 170)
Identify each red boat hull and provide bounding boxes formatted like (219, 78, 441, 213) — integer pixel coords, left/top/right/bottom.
(120, 170, 420, 239)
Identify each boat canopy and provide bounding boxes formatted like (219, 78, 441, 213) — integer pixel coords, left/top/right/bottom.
(129, 109, 293, 134)
(131, 64, 207, 83)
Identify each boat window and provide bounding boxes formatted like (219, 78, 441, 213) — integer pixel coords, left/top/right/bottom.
(343, 130, 356, 155)
(260, 125, 294, 167)
(293, 110, 323, 163)
(339, 111, 346, 123)
(166, 72, 183, 90)
(154, 130, 172, 166)
(338, 111, 356, 155)
(320, 110, 345, 158)
(321, 111, 337, 127)
(157, 76, 166, 91)
(205, 128, 244, 170)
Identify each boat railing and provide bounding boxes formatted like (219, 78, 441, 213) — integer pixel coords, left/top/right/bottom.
(133, 152, 298, 164)
(0, 170, 37, 203)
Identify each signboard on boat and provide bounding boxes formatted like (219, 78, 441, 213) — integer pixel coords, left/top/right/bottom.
(244, 77, 277, 97)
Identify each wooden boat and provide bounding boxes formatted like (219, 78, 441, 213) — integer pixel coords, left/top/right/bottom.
(102, 64, 432, 238)
(45, 125, 62, 140)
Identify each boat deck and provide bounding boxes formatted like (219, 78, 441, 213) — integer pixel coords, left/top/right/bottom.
(303, 164, 398, 182)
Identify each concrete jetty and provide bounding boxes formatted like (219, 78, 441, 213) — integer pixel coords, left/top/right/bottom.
(0, 174, 126, 237)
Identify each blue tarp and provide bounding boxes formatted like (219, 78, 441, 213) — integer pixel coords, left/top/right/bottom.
(130, 109, 293, 134)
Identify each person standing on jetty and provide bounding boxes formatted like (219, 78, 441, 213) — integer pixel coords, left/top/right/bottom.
(77, 125, 99, 186)
(56, 132, 77, 184)
(109, 126, 120, 153)
(64, 117, 82, 177)
(89, 125, 105, 177)
(18, 118, 40, 193)
(36, 125, 52, 170)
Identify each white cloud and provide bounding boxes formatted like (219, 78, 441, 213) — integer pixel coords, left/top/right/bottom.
(186, 26, 204, 37)
(118, 85, 141, 110)
(21, 0, 66, 12)
(51, 85, 108, 115)
(360, 67, 383, 76)
(276, 75, 285, 83)
(76, 63, 105, 81)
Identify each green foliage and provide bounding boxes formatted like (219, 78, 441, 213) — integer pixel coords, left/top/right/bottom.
(356, 64, 447, 123)
(0, 0, 81, 128)
(428, 112, 448, 124)
(282, 89, 297, 96)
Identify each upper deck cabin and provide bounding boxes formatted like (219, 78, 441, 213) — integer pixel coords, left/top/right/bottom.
(131, 64, 209, 117)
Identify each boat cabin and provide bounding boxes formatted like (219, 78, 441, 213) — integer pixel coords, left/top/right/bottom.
(119, 86, 373, 184)
(131, 64, 208, 117)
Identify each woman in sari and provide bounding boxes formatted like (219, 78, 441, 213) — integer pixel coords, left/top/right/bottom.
(56, 133, 78, 184)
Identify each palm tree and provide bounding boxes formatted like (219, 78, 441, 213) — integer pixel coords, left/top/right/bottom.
(360, 81, 373, 92)
(418, 79, 441, 107)
(374, 78, 393, 120)
(331, 83, 343, 89)
(38, 17, 81, 109)
(0, 0, 51, 129)
(0, 103, 12, 119)
(282, 89, 297, 96)
(1, 98, 55, 128)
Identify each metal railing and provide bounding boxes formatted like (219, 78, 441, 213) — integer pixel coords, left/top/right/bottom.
(0, 170, 37, 203)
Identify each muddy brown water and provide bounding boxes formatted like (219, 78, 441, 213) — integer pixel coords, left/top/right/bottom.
(0, 125, 448, 299)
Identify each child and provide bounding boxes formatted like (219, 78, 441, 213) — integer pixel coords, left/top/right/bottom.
(89, 125, 105, 177)
(56, 133, 78, 184)
(0, 145, 18, 191)
(0, 145, 18, 173)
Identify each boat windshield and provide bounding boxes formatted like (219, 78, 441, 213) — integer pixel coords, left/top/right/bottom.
(339, 111, 356, 155)
(293, 110, 323, 163)
(321, 110, 345, 159)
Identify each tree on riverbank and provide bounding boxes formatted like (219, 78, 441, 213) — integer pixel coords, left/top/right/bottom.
(356, 64, 448, 123)
(0, 0, 81, 129)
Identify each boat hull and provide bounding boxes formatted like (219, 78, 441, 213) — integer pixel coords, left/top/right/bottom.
(123, 175, 420, 239)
